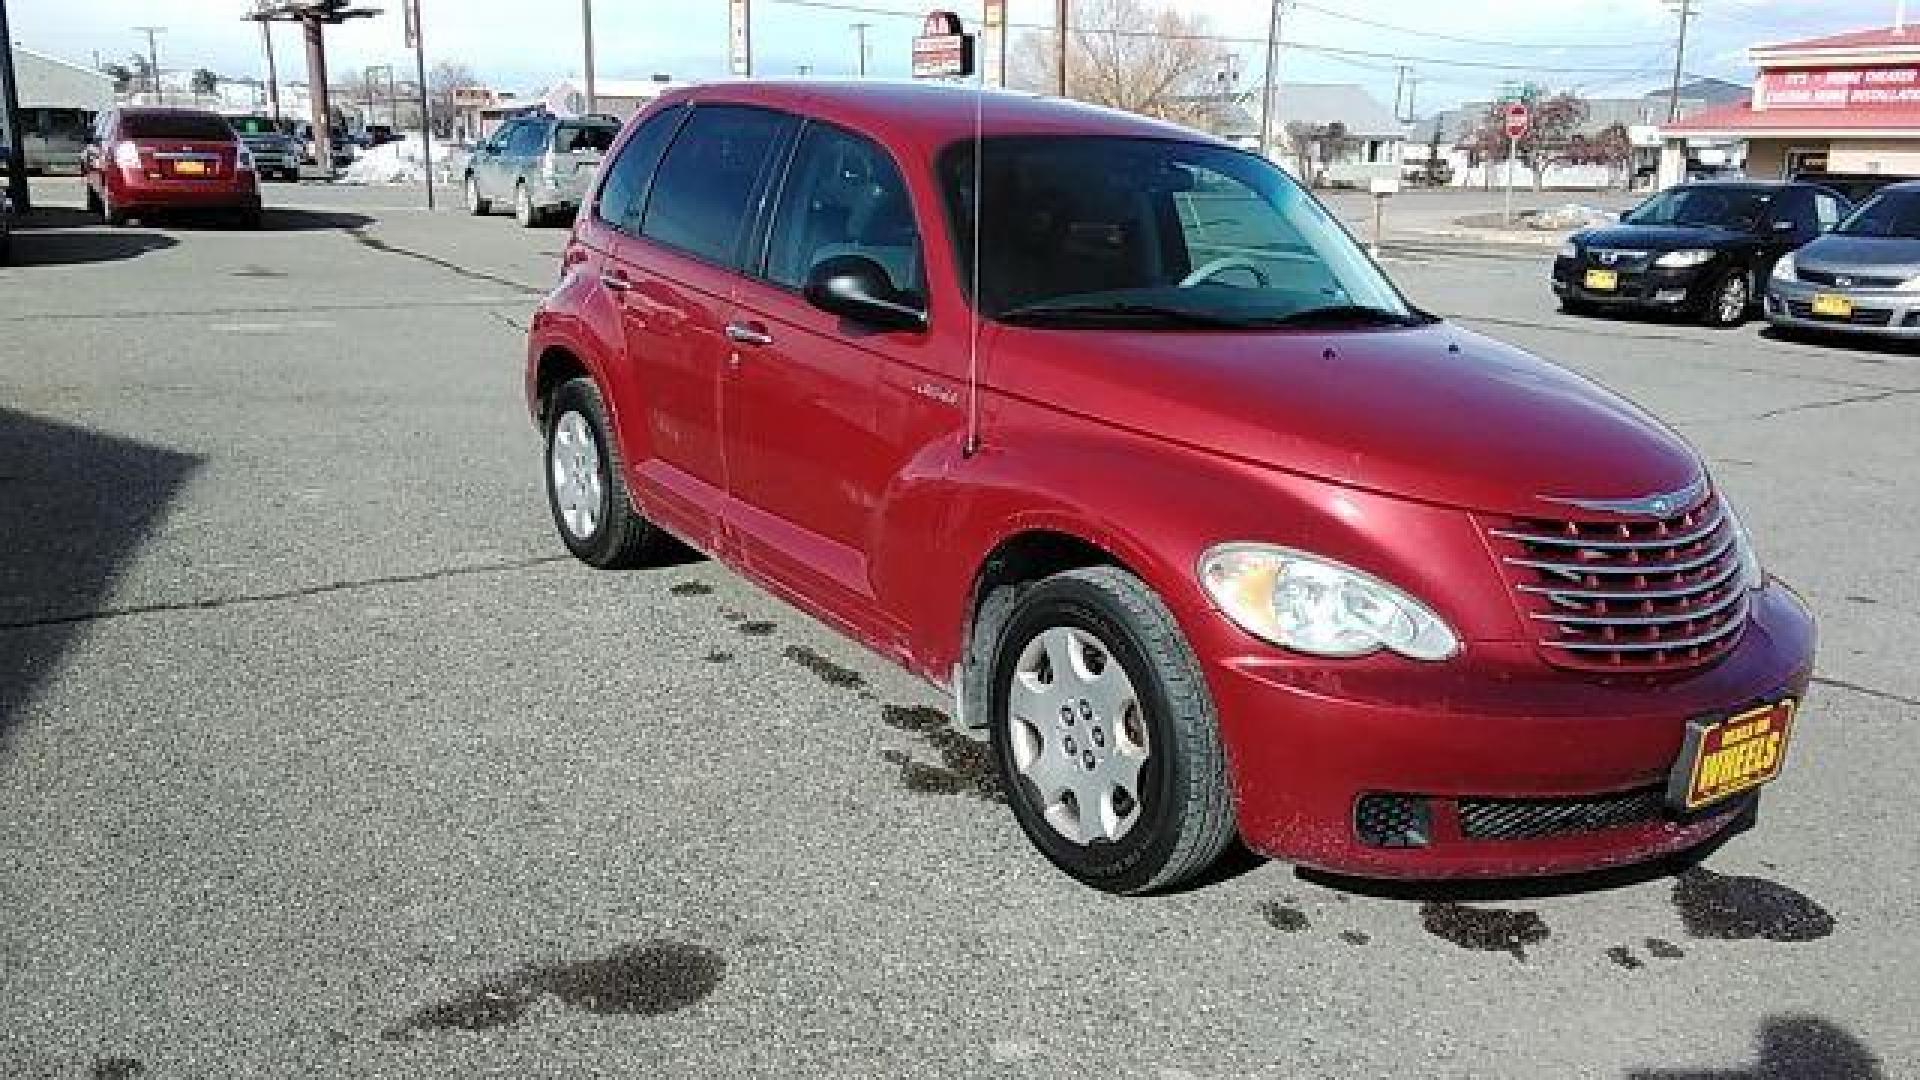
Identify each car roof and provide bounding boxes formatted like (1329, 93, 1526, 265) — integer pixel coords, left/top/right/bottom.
(654, 81, 1224, 152)
(118, 106, 228, 119)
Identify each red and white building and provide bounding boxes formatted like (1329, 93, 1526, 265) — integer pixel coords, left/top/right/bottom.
(1662, 25, 1920, 187)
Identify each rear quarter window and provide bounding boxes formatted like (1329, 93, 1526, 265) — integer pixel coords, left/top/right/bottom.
(120, 113, 236, 141)
(556, 123, 619, 154)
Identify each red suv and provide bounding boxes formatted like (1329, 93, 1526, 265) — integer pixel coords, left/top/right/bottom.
(525, 84, 1815, 894)
(83, 107, 262, 227)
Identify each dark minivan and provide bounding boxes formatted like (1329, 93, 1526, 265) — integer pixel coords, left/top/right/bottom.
(1554, 181, 1849, 326)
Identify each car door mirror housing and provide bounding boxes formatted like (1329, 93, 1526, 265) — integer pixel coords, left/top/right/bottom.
(803, 256, 927, 332)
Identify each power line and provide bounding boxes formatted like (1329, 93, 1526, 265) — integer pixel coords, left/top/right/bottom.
(1291, 1, 1667, 51)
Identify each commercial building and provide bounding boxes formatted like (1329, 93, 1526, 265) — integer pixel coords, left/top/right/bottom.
(1662, 25, 1920, 186)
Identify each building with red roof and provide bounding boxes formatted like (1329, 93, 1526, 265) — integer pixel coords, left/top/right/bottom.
(1661, 22, 1920, 190)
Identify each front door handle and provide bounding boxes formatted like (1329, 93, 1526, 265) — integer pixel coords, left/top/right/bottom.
(725, 322, 773, 347)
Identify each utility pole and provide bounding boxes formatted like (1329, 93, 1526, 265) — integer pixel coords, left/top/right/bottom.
(1055, 0, 1068, 97)
(134, 26, 167, 98)
(409, 0, 433, 208)
(1404, 76, 1420, 124)
(852, 22, 871, 78)
(1259, 0, 1286, 162)
(1664, 0, 1698, 123)
(259, 13, 283, 127)
(1, 0, 31, 211)
(581, 0, 597, 113)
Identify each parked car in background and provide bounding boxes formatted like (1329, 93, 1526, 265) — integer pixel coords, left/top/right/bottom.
(1768, 180, 1920, 340)
(1554, 180, 1849, 326)
(226, 113, 303, 183)
(465, 111, 620, 227)
(1793, 171, 1907, 208)
(525, 83, 1814, 893)
(83, 107, 262, 227)
(18, 106, 94, 174)
(1, 144, 13, 263)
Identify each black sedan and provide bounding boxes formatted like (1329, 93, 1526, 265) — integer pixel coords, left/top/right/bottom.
(1768, 181, 1920, 340)
(1553, 181, 1850, 327)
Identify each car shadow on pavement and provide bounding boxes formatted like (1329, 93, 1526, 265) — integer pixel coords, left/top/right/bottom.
(1758, 324, 1920, 360)
(6, 207, 178, 266)
(1625, 1013, 1885, 1079)
(0, 409, 201, 746)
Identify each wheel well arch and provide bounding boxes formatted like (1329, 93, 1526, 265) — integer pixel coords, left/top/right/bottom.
(533, 345, 592, 428)
(955, 528, 1132, 729)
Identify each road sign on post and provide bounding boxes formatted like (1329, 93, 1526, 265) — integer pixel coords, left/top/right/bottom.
(913, 10, 977, 80)
(1501, 103, 1529, 228)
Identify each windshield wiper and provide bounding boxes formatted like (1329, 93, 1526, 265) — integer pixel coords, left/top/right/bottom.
(998, 301, 1254, 329)
(1267, 305, 1427, 327)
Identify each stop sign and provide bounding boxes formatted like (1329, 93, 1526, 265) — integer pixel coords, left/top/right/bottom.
(1504, 103, 1531, 140)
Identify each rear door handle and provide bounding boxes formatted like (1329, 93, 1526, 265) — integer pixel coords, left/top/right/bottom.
(725, 322, 773, 347)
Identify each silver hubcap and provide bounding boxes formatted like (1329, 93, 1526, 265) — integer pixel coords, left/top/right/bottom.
(550, 411, 604, 540)
(1007, 626, 1150, 845)
(467, 178, 480, 210)
(518, 188, 531, 221)
(1721, 278, 1747, 322)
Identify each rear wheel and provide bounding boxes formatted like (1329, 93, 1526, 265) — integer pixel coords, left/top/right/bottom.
(465, 174, 490, 216)
(544, 378, 673, 570)
(988, 566, 1236, 895)
(515, 183, 543, 228)
(1703, 270, 1749, 328)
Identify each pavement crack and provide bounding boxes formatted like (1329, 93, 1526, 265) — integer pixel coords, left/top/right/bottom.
(489, 310, 530, 334)
(346, 228, 546, 296)
(0, 555, 572, 632)
(1811, 676, 1920, 709)
(1749, 388, 1915, 422)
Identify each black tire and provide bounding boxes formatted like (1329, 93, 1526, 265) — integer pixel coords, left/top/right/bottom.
(987, 566, 1235, 895)
(1702, 270, 1750, 328)
(1559, 294, 1596, 317)
(465, 174, 490, 216)
(543, 378, 671, 570)
(236, 207, 263, 230)
(85, 185, 102, 213)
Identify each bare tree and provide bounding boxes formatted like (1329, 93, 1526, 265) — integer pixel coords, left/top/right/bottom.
(1282, 120, 1352, 187)
(1008, 0, 1218, 126)
(427, 61, 481, 140)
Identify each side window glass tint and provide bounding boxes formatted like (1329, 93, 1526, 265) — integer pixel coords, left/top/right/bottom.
(596, 104, 685, 235)
(510, 121, 548, 156)
(766, 123, 923, 298)
(1782, 190, 1819, 234)
(641, 105, 788, 268)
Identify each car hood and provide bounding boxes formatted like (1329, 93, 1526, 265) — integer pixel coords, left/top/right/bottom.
(991, 321, 1700, 518)
(1576, 224, 1746, 251)
(1796, 234, 1920, 280)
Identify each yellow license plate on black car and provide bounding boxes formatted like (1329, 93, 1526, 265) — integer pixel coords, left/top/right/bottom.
(1668, 699, 1797, 812)
(1584, 269, 1619, 292)
(1811, 293, 1854, 319)
(174, 160, 207, 176)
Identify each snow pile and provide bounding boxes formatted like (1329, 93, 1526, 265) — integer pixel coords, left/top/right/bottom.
(341, 135, 457, 186)
(1528, 203, 1620, 231)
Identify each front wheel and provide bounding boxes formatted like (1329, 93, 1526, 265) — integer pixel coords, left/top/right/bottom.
(1703, 270, 1749, 328)
(465, 174, 490, 216)
(544, 378, 672, 570)
(515, 183, 543, 228)
(988, 566, 1236, 895)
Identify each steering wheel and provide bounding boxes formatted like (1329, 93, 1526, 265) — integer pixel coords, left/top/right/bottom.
(1180, 256, 1270, 289)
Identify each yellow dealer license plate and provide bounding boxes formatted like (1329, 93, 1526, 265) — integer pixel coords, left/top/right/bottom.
(1584, 268, 1619, 292)
(174, 160, 207, 176)
(1811, 293, 1854, 319)
(1668, 699, 1797, 812)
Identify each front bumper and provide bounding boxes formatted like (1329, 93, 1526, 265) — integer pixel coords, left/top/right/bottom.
(1766, 279, 1920, 339)
(1553, 256, 1718, 313)
(1202, 583, 1815, 879)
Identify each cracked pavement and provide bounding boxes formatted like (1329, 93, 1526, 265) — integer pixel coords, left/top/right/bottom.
(1, 179, 1915, 1078)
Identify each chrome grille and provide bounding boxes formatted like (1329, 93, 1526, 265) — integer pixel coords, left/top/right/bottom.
(1585, 249, 1652, 271)
(1487, 487, 1751, 674)
(1799, 267, 1904, 290)
(1458, 787, 1664, 840)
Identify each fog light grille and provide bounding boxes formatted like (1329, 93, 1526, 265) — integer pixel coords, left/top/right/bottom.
(1354, 793, 1431, 848)
(1458, 787, 1663, 841)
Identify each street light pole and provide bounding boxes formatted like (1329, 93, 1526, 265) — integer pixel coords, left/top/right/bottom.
(1664, 0, 1697, 123)
(0, 0, 32, 211)
(260, 15, 283, 127)
(852, 22, 871, 78)
(581, 0, 597, 114)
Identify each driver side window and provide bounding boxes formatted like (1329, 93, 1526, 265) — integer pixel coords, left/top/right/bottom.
(765, 122, 923, 300)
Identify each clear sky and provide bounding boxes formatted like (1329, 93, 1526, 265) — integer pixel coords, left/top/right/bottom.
(3, 0, 1893, 113)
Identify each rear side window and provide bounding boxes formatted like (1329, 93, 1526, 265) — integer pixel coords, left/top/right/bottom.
(765, 122, 922, 297)
(641, 105, 790, 268)
(556, 123, 618, 154)
(596, 104, 688, 234)
(120, 113, 235, 141)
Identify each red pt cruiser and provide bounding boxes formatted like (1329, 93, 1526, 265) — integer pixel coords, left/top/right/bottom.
(524, 84, 1815, 894)
(84, 107, 263, 228)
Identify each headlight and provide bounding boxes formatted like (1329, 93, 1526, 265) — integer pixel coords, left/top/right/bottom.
(1655, 249, 1717, 269)
(1724, 502, 1765, 592)
(1771, 253, 1798, 281)
(1199, 545, 1460, 661)
(1558, 241, 1578, 260)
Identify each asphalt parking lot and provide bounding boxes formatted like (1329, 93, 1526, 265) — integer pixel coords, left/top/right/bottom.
(2, 177, 1915, 1079)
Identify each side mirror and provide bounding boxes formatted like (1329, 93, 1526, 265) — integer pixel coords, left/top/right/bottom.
(803, 255, 926, 332)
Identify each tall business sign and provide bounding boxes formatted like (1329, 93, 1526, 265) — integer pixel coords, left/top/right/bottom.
(1761, 66, 1920, 110)
(982, 0, 1007, 88)
(912, 10, 976, 80)
(730, 0, 752, 78)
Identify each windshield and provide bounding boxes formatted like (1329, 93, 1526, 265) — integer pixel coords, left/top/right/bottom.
(229, 116, 285, 138)
(556, 122, 619, 154)
(1624, 186, 1772, 230)
(1837, 189, 1920, 239)
(121, 112, 236, 141)
(941, 135, 1413, 329)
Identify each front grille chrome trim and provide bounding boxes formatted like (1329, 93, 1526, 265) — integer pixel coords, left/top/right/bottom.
(1490, 503, 1725, 551)
(1542, 610, 1749, 653)
(1516, 558, 1745, 601)
(1528, 586, 1747, 627)
(1503, 532, 1736, 576)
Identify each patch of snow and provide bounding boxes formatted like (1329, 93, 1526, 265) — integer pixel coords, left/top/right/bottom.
(341, 134, 458, 187)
